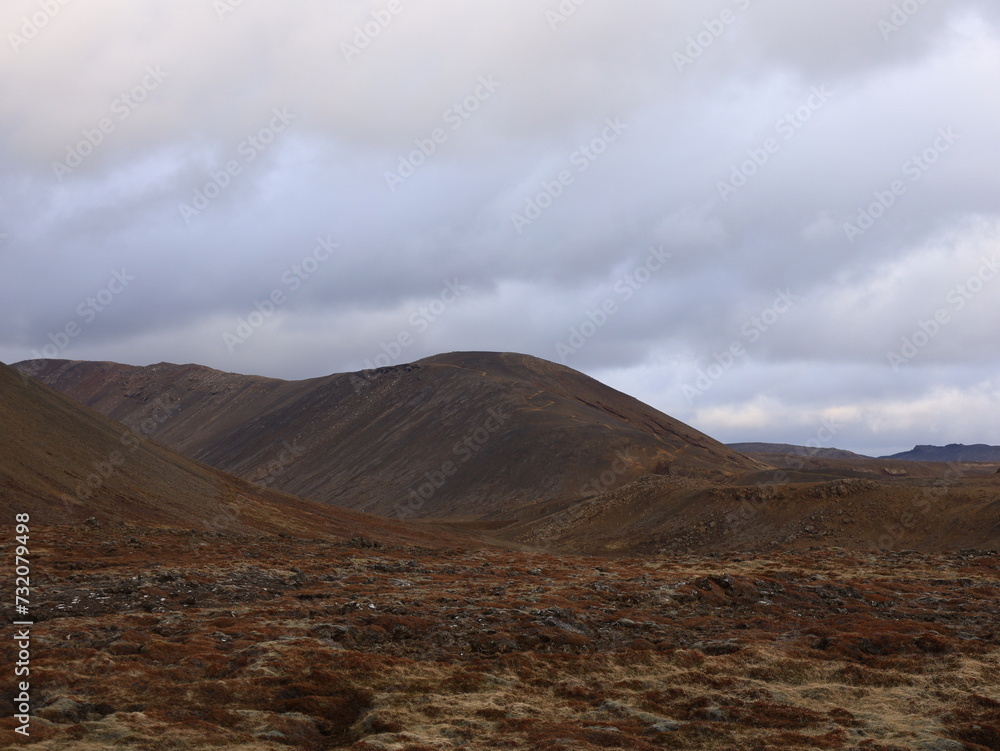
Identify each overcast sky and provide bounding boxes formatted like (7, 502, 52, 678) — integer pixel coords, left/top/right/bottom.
(2, 0, 999, 457)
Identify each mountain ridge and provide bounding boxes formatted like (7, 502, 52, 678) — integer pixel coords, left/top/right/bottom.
(14, 352, 1000, 554)
(0, 359, 453, 545)
(881, 443, 1000, 462)
(15, 352, 764, 522)
(728, 442, 871, 459)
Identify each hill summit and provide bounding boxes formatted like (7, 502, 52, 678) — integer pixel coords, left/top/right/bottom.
(16, 352, 762, 521)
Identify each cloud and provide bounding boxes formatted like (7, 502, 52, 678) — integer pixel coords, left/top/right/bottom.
(2, 0, 999, 454)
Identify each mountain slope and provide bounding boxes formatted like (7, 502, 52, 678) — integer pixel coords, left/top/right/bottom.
(11, 356, 999, 554)
(16, 352, 764, 520)
(0, 360, 448, 544)
(882, 444, 1000, 462)
(728, 442, 870, 459)
(503, 472, 1000, 554)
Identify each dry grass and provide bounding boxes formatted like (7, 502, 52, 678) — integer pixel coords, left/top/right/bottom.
(1, 525, 997, 750)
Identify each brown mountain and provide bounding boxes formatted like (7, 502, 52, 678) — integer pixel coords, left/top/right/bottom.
(0, 360, 448, 544)
(16, 353, 999, 555)
(15, 352, 763, 522)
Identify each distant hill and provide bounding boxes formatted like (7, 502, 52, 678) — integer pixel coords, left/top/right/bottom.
(881, 444, 1000, 462)
(728, 442, 870, 460)
(16, 352, 764, 520)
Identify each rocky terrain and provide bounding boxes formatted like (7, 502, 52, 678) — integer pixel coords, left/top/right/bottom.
(2, 522, 998, 750)
(495, 472, 1000, 555)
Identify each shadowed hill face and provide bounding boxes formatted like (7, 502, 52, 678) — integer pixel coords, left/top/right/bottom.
(0, 361, 453, 545)
(882, 444, 1000, 462)
(728, 442, 871, 460)
(15, 352, 763, 520)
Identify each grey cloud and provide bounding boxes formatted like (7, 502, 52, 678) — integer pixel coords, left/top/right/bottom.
(2, 0, 999, 454)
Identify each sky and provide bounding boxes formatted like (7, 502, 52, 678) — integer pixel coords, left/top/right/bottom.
(2, 0, 999, 458)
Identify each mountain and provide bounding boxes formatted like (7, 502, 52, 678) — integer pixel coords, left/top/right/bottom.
(15, 352, 764, 521)
(0, 360, 446, 545)
(728, 442, 870, 459)
(881, 444, 1000, 462)
(14, 353, 1000, 555)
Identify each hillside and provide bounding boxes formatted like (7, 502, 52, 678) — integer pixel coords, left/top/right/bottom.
(15, 352, 763, 520)
(14, 353, 1000, 556)
(728, 442, 870, 459)
(503, 472, 1000, 555)
(0, 360, 449, 545)
(882, 443, 1000, 462)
